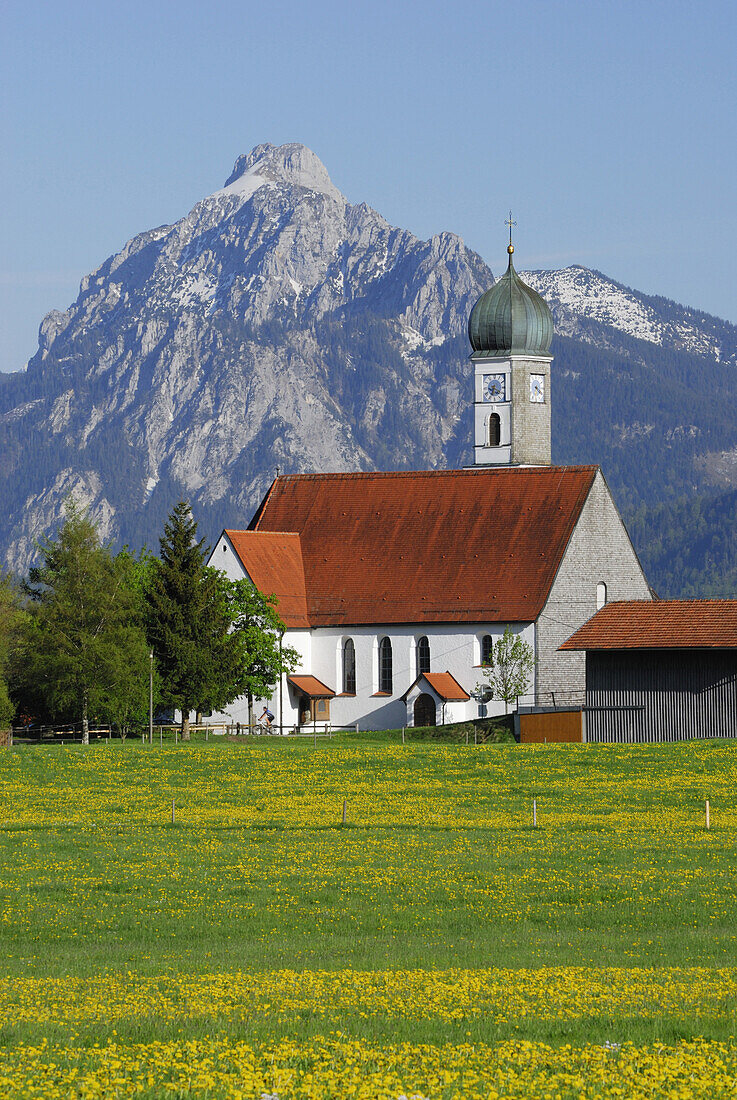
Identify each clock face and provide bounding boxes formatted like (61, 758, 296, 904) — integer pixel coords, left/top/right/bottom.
(530, 374, 545, 403)
(482, 373, 506, 402)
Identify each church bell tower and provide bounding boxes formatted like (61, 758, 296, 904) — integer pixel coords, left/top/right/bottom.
(468, 221, 553, 466)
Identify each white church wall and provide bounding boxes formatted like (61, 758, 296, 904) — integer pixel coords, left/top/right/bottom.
(443, 699, 468, 725)
(209, 621, 535, 731)
(537, 470, 651, 702)
(303, 622, 535, 730)
(210, 533, 248, 581)
(205, 534, 538, 732)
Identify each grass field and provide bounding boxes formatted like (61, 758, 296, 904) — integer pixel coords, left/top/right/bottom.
(1, 736, 736, 1097)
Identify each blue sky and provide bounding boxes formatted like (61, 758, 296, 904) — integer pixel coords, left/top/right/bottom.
(1, 0, 736, 372)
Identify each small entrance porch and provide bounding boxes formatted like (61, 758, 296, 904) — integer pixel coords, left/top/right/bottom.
(287, 675, 335, 728)
(403, 671, 471, 727)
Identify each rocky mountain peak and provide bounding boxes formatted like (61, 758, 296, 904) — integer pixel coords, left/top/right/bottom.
(221, 142, 344, 203)
(2, 142, 737, 594)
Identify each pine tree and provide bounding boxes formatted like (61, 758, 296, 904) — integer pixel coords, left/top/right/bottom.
(146, 502, 236, 740)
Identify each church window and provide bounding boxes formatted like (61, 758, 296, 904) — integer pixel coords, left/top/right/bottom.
(481, 634, 493, 666)
(378, 636, 393, 694)
(596, 582, 607, 610)
(487, 413, 501, 447)
(416, 636, 430, 676)
(343, 638, 356, 694)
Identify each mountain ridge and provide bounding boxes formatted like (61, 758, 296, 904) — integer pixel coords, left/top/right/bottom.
(1, 142, 736, 596)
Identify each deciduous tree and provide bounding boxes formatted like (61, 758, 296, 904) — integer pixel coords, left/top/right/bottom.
(0, 573, 22, 729)
(227, 578, 300, 728)
(476, 626, 535, 714)
(18, 502, 150, 742)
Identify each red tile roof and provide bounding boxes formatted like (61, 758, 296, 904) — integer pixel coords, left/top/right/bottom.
(288, 675, 335, 697)
(422, 672, 471, 701)
(232, 466, 598, 628)
(225, 531, 310, 629)
(560, 600, 737, 650)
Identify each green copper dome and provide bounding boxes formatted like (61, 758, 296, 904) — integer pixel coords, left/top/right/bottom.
(469, 249, 553, 358)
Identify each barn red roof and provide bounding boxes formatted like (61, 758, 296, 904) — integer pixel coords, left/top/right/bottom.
(229, 466, 598, 628)
(402, 671, 471, 701)
(560, 600, 737, 650)
(225, 531, 310, 629)
(287, 675, 335, 697)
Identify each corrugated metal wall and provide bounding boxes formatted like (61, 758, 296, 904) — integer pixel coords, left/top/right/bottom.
(585, 650, 737, 743)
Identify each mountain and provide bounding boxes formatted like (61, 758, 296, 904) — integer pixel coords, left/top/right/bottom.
(1, 142, 736, 595)
(520, 266, 737, 595)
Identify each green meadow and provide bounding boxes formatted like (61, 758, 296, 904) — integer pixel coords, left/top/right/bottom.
(0, 736, 736, 1096)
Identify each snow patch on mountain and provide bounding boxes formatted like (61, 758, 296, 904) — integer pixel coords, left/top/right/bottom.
(524, 266, 723, 358)
(524, 267, 662, 343)
(223, 142, 345, 203)
(173, 274, 217, 309)
(211, 163, 272, 204)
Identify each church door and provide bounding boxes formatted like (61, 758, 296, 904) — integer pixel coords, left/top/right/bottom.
(414, 693, 436, 727)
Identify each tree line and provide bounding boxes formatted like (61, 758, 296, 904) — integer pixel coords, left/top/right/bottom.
(0, 500, 298, 741)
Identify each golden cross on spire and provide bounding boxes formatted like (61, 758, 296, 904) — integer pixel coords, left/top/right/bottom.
(505, 211, 517, 254)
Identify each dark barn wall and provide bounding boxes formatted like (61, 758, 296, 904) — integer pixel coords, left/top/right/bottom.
(585, 649, 737, 743)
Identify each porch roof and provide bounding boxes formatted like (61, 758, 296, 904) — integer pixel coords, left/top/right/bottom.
(287, 675, 335, 698)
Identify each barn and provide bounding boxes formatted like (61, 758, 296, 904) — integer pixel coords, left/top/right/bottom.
(560, 600, 737, 743)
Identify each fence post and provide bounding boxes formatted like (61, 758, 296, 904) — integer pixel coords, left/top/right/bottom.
(171, 799, 175, 825)
(342, 799, 347, 825)
(402, 726, 405, 745)
(706, 799, 711, 830)
(533, 798, 537, 827)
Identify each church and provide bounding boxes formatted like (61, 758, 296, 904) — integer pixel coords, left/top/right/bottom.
(208, 236, 652, 730)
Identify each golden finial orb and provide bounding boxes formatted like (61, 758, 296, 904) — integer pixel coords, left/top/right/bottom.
(505, 212, 517, 256)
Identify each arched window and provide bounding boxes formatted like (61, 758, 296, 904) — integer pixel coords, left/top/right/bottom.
(343, 638, 356, 694)
(488, 413, 501, 447)
(378, 636, 393, 694)
(416, 635, 430, 676)
(481, 634, 493, 666)
(596, 582, 607, 610)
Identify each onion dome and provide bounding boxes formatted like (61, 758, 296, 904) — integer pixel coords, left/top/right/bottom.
(469, 245, 553, 358)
